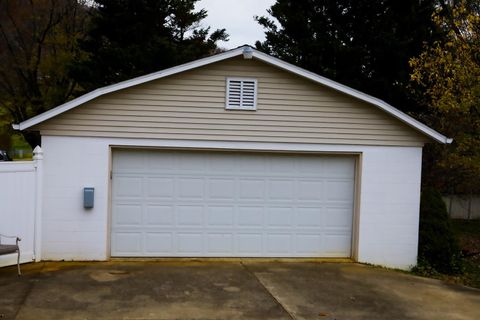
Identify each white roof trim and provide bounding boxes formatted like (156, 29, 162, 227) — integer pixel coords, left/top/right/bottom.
(13, 45, 452, 144)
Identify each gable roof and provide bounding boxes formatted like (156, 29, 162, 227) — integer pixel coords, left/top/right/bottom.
(13, 45, 452, 144)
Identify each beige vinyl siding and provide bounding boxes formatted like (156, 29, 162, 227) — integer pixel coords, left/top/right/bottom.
(35, 57, 429, 146)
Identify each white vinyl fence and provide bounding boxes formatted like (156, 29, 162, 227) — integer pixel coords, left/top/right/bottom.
(443, 195, 480, 220)
(0, 147, 43, 267)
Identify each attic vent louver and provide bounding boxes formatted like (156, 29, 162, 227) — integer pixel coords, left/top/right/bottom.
(226, 78, 257, 110)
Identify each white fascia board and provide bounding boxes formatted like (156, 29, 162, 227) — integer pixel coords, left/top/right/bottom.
(14, 45, 452, 144)
(14, 47, 246, 131)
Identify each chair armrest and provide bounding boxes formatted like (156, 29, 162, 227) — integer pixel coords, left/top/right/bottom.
(0, 234, 21, 245)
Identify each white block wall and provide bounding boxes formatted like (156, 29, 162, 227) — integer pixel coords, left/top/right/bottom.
(41, 135, 422, 269)
(357, 147, 422, 269)
(42, 137, 110, 260)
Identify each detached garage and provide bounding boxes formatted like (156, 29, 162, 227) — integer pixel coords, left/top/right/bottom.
(13, 46, 451, 269)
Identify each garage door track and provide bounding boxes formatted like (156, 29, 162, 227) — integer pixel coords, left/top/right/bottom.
(0, 261, 479, 320)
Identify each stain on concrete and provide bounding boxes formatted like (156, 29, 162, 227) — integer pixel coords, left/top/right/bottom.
(89, 270, 131, 282)
(0, 276, 32, 319)
(9, 262, 289, 320)
(1, 261, 479, 320)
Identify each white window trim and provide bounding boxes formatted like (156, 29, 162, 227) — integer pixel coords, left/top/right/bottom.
(225, 77, 258, 111)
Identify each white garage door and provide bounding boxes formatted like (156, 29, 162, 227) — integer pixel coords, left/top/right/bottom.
(111, 150, 355, 257)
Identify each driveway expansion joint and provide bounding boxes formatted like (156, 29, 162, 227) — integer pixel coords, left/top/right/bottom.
(240, 262, 295, 320)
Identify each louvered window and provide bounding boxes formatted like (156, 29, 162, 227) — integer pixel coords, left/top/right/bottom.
(226, 78, 257, 110)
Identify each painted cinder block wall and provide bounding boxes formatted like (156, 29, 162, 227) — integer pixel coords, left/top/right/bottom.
(41, 135, 422, 269)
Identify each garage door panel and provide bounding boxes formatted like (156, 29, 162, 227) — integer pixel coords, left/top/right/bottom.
(208, 178, 236, 200)
(324, 157, 356, 177)
(207, 233, 233, 254)
(237, 206, 264, 227)
(178, 178, 204, 199)
(147, 178, 174, 198)
(297, 207, 324, 227)
(297, 157, 325, 174)
(111, 150, 355, 257)
(269, 156, 295, 173)
(113, 232, 143, 254)
(267, 207, 293, 227)
(237, 233, 263, 255)
(237, 155, 267, 173)
(238, 179, 265, 200)
(326, 207, 354, 228)
(178, 233, 203, 253)
(113, 204, 142, 226)
(145, 233, 173, 253)
(147, 153, 176, 170)
(207, 206, 234, 226)
(266, 234, 292, 253)
(268, 180, 295, 200)
(298, 180, 325, 200)
(208, 153, 237, 171)
(145, 205, 174, 226)
(177, 205, 204, 226)
(115, 177, 143, 197)
(178, 153, 207, 171)
(324, 234, 352, 256)
(326, 180, 355, 201)
(296, 234, 322, 254)
(114, 151, 146, 172)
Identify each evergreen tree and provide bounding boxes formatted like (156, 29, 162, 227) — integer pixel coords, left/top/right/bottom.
(73, 0, 228, 91)
(417, 188, 462, 274)
(256, 0, 444, 112)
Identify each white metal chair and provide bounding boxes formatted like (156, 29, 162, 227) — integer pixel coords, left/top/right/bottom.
(0, 234, 21, 275)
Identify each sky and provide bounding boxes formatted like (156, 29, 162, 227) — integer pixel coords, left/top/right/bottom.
(195, 0, 277, 49)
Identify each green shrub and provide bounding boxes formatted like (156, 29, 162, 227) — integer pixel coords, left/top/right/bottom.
(417, 188, 463, 274)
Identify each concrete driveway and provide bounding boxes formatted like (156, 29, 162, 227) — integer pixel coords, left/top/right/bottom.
(0, 261, 478, 320)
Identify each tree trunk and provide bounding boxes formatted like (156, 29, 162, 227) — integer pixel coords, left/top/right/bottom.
(22, 131, 41, 149)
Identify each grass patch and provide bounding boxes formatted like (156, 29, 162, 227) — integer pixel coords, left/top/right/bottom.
(10, 133, 32, 160)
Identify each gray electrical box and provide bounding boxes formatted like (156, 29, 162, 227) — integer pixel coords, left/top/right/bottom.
(83, 187, 94, 209)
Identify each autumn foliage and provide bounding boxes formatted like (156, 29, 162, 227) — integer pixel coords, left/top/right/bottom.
(410, 1, 480, 194)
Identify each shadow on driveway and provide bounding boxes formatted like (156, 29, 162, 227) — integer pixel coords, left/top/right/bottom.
(0, 261, 479, 320)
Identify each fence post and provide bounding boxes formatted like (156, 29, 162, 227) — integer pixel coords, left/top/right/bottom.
(468, 196, 472, 220)
(33, 146, 43, 262)
(448, 196, 453, 218)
